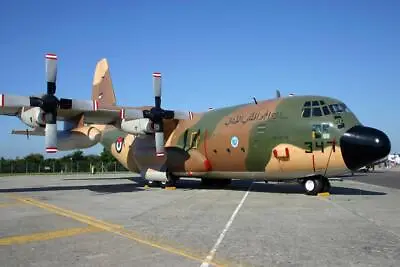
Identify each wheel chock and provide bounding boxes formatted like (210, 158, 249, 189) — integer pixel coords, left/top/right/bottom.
(318, 192, 330, 197)
(164, 186, 176, 190)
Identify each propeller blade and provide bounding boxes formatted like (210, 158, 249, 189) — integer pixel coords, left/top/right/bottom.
(155, 131, 165, 157)
(153, 72, 161, 97)
(0, 94, 31, 108)
(153, 72, 161, 109)
(59, 98, 99, 111)
(172, 111, 194, 120)
(44, 112, 57, 153)
(120, 108, 144, 120)
(45, 53, 57, 95)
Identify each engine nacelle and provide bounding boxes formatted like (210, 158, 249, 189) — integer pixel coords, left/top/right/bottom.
(120, 118, 154, 135)
(57, 126, 101, 151)
(19, 107, 45, 128)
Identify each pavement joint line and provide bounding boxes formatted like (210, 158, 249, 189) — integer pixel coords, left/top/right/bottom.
(7, 193, 225, 267)
(200, 182, 254, 267)
(0, 226, 99, 245)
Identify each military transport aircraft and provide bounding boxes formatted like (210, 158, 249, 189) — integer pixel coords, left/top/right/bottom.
(0, 54, 391, 195)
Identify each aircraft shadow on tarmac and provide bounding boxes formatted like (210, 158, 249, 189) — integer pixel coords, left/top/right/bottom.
(176, 179, 387, 196)
(0, 182, 145, 194)
(0, 176, 386, 196)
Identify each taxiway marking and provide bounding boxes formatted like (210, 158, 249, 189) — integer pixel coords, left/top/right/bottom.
(7, 194, 225, 267)
(0, 226, 99, 245)
(200, 182, 254, 267)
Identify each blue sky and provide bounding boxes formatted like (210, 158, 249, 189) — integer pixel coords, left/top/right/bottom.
(0, 0, 399, 158)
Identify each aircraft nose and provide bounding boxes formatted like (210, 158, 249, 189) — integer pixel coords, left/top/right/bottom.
(340, 125, 391, 170)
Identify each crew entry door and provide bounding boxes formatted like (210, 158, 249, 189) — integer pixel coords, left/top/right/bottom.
(308, 122, 336, 175)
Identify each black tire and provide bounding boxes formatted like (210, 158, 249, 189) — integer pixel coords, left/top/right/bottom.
(303, 178, 323, 195)
(147, 180, 161, 187)
(322, 178, 331, 193)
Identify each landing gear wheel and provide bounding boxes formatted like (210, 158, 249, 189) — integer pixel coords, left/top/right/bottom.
(147, 180, 161, 187)
(303, 178, 323, 195)
(161, 172, 178, 188)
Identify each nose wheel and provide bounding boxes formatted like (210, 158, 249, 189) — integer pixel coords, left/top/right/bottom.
(302, 176, 331, 195)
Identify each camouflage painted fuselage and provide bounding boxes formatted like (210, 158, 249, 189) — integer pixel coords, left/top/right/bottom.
(98, 95, 360, 181)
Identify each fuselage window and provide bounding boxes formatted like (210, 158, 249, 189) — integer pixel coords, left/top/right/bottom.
(312, 107, 322, 116)
(303, 101, 311, 107)
(312, 100, 319, 106)
(322, 106, 330, 115)
(319, 100, 326, 105)
(302, 108, 311, 117)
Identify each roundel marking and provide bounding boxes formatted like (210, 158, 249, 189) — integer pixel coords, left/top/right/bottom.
(230, 136, 239, 148)
(115, 136, 124, 153)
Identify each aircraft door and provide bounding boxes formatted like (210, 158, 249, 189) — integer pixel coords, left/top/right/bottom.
(308, 122, 337, 175)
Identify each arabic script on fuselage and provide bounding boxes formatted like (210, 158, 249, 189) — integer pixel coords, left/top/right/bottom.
(224, 111, 285, 126)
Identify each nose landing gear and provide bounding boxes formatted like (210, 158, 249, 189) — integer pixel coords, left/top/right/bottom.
(300, 175, 331, 195)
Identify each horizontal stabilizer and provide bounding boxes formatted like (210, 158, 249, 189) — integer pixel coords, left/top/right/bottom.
(12, 128, 45, 136)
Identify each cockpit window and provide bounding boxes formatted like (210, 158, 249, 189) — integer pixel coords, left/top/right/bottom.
(328, 105, 336, 114)
(302, 100, 350, 118)
(322, 106, 330, 115)
(302, 108, 311, 117)
(312, 107, 322, 116)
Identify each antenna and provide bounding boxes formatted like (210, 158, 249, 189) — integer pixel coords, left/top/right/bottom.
(252, 97, 258, 104)
(276, 89, 281, 98)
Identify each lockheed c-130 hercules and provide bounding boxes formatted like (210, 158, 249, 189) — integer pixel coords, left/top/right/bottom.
(0, 54, 391, 195)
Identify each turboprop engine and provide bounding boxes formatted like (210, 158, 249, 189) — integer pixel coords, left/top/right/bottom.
(19, 107, 45, 128)
(120, 118, 154, 135)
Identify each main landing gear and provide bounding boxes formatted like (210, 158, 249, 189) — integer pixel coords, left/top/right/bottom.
(300, 175, 331, 196)
(146, 172, 179, 188)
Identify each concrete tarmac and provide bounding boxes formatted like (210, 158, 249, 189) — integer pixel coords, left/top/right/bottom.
(0, 171, 399, 266)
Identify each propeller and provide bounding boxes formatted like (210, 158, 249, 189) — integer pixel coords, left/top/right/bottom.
(28, 54, 59, 153)
(1, 53, 99, 154)
(120, 72, 194, 157)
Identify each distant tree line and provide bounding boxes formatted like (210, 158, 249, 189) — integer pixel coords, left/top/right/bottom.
(0, 148, 127, 174)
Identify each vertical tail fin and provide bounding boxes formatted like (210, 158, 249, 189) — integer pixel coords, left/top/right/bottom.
(92, 58, 116, 107)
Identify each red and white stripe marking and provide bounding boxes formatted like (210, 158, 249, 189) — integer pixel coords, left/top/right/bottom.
(156, 152, 165, 157)
(46, 147, 58, 153)
(92, 100, 99, 111)
(152, 72, 161, 78)
(45, 53, 57, 60)
(0, 94, 4, 107)
(119, 109, 125, 119)
(189, 111, 193, 120)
